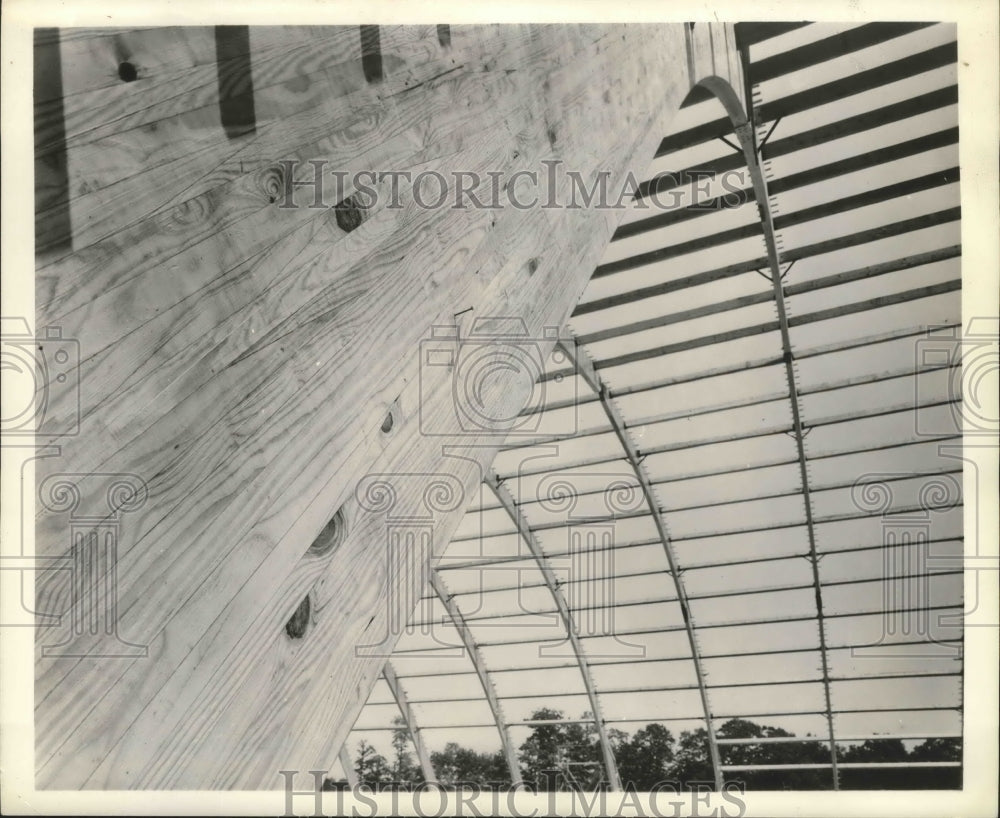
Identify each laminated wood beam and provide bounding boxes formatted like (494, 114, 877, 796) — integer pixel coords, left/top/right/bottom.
(339, 747, 358, 787)
(429, 571, 523, 786)
(560, 340, 724, 790)
(486, 470, 623, 791)
(32, 23, 737, 789)
(381, 661, 437, 784)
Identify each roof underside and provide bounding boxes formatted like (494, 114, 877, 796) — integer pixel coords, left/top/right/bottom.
(340, 21, 962, 789)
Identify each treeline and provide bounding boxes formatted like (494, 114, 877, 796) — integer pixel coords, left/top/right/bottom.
(329, 708, 960, 791)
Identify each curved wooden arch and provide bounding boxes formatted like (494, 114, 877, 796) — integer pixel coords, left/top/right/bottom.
(338, 745, 359, 788)
(486, 470, 623, 791)
(429, 571, 525, 787)
(382, 660, 438, 784)
(559, 339, 724, 791)
(694, 73, 839, 788)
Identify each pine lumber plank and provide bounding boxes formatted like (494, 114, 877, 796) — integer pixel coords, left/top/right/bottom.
(33, 29, 626, 564)
(35, 30, 616, 732)
(35, 25, 586, 259)
(33, 22, 726, 788)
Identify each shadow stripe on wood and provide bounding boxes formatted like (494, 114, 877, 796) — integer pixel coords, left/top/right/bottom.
(215, 26, 256, 139)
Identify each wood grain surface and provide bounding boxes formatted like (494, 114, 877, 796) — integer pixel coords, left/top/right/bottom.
(33, 23, 738, 789)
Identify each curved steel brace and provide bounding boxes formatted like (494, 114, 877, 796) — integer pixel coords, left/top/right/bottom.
(429, 571, 525, 787)
(690, 73, 840, 788)
(382, 660, 438, 784)
(559, 339, 724, 791)
(486, 471, 623, 791)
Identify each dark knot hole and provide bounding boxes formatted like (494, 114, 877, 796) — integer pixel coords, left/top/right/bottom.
(285, 595, 310, 639)
(118, 61, 138, 82)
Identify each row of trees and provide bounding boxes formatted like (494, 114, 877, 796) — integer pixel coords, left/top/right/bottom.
(329, 710, 960, 791)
